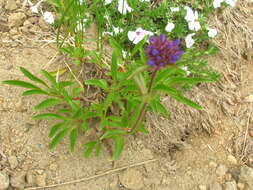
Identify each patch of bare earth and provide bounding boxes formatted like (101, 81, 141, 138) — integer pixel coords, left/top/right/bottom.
(0, 0, 253, 190)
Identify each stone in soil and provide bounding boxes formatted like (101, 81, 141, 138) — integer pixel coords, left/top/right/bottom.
(119, 168, 144, 190)
(0, 172, 10, 190)
(8, 12, 26, 28)
(209, 182, 222, 190)
(198, 184, 208, 190)
(216, 164, 228, 177)
(224, 181, 237, 190)
(36, 173, 47, 187)
(10, 172, 26, 189)
(238, 165, 253, 188)
(26, 171, 36, 186)
(227, 155, 237, 165)
(5, 0, 17, 10)
(8, 155, 18, 169)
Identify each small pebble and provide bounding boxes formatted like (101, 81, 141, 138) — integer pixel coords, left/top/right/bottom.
(209, 161, 218, 168)
(237, 182, 245, 190)
(36, 173, 47, 187)
(227, 155, 237, 165)
(0, 172, 9, 190)
(198, 184, 208, 190)
(216, 164, 228, 177)
(8, 155, 18, 169)
(209, 182, 222, 190)
(224, 181, 237, 190)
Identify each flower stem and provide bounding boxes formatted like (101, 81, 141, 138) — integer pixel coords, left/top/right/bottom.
(129, 69, 158, 133)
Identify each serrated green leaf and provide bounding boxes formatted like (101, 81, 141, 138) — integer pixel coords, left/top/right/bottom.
(3, 80, 40, 89)
(49, 122, 66, 138)
(111, 50, 118, 83)
(153, 85, 202, 110)
(22, 89, 48, 96)
(34, 98, 62, 110)
(83, 141, 97, 158)
(70, 128, 78, 152)
(33, 113, 65, 120)
(100, 130, 126, 140)
(165, 77, 213, 86)
(58, 81, 74, 88)
(111, 135, 124, 160)
(155, 67, 177, 83)
(41, 70, 57, 87)
(85, 79, 108, 90)
(49, 128, 69, 150)
(20, 67, 48, 87)
(131, 36, 148, 56)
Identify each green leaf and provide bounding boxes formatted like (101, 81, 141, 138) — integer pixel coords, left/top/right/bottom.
(111, 135, 124, 160)
(83, 141, 97, 158)
(49, 122, 66, 138)
(155, 67, 177, 83)
(58, 81, 74, 88)
(33, 113, 65, 120)
(70, 128, 78, 152)
(20, 67, 48, 87)
(131, 36, 148, 56)
(3, 80, 40, 89)
(41, 70, 57, 87)
(153, 85, 202, 110)
(34, 98, 62, 110)
(109, 37, 123, 55)
(95, 143, 102, 157)
(149, 98, 169, 117)
(49, 128, 69, 150)
(81, 121, 89, 132)
(100, 130, 126, 140)
(111, 50, 118, 83)
(165, 77, 213, 86)
(126, 65, 149, 80)
(22, 89, 48, 96)
(85, 79, 108, 90)
(138, 123, 149, 134)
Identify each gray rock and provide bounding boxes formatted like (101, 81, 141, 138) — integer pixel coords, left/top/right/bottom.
(239, 165, 253, 187)
(119, 168, 144, 190)
(0, 172, 9, 190)
(224, 181, 237, 190)
(36, 173, 47, 187)
(8, 12, 26, 28)
(8, 155, 18, 169)
(10, 172, 26, 189)
(216, 164, 228, 177)
(5, 0, 17, 10)
(209, 182, 223, 190)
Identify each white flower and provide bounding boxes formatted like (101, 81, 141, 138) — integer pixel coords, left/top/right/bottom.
(165, 22, 175, 32)
(207, 28, 218, 38)
(170, 7, 179, 12)
(43, 11, 54, 24)
(105, 0, 112, 5)
(140, 0, 150, 2)
(185, 33, 195, 48)
(75, 19, 88, 32)
(118, 0, 132, 15)
(225, 0, 237, 7)
(184, 7, 198, 22)
(181, 66, 191, 76)
(30, 0, 43, 14)
(128, 28, 153, 44)
(103, 26, 122, 36)
(188, 20, 201, 31)
(213, 0, 223, 8)
(122, 50, 127, 59)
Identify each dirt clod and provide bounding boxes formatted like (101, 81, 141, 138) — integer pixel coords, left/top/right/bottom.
(216, 164, 228, 177)
(8, 155, 18, 169)
(0, 172, 9, 190)
(119, 169, 144, 190)
(10, 172, 26, 189)
(36, 173, 47, 187)
(238, 165, 253, 188)
(8, 12, 26, 28)
(209, 182, 223, 190)
(198, 184, 208, 190)
(5, 0, 17, 10)
(224, 181, 237, 190)
(26, 171, 36, 186)
(227, 155, 237, 165)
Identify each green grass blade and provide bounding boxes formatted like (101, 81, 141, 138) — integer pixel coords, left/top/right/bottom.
(49, 128, 69, 150)
(22, 89, 48, 96)
(33, 113, 65, 120)
(3, 80, 40, 89)
(111, 135, 124, 160)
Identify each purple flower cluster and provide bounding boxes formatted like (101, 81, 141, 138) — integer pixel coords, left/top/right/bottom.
(146, 34, 184, 69)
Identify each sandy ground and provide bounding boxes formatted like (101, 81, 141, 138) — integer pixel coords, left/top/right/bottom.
(0, 1, 253, 190)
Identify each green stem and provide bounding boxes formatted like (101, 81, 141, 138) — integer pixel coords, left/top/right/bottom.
(129, 69, 158, 133)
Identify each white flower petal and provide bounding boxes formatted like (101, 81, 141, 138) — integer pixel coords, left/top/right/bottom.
(207, 28, 218, 38)
(43, 11, 54, 24)
(105, 0, 112, 5)
(127, 31, 136, 41)
(181, 66, 191, 76)
(188, 21, 201, 31)
(118, 0, 132, 15)
(225, 0, 237, 7)
(165, 22, 175, 32)
(185, 33, 195, 48)
(170, 7, 179, 12)
(213, 0, 224, 8)
(128, 28, 153, 44)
